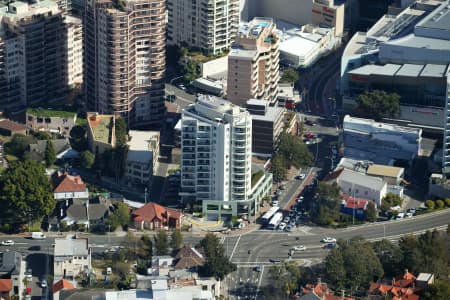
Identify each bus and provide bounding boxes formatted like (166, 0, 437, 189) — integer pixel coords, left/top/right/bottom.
(267, 212, 283, 230)
(261, 206, 279, 224)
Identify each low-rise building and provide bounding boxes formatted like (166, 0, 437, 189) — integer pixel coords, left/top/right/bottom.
(0, 279, 12, 300)
(28, 139, 72, 161)
(340, 194, 371, 221)
(246, 99, 284, 157)
(52, 279, 75, 300)
(173, 246, 205, 271)
(428, 173, 450, 199)
(60, 198, 110, 229)
(126, 131, 159, 186)
(0, 251, 24, 300)
(26, 108, 77, 137)
(343, 115, 422, 165)
(277, 83, 301, 109)
(86, 112, 115, 155)
(0, 119, 27, 136)
(300, 279, 354, 300)
(324, 168, 387, 207)
(52, 171, 89, 201)
(366, 164, 404, 186)
(131, 202, 183, 230)
(53, 238, 91, 281)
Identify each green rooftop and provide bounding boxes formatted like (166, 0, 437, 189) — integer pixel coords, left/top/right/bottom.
(27, 108, 77, 119)
(88, 115, 114, 145)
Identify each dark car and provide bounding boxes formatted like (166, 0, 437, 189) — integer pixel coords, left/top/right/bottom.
(28, 245, 41, 251)
(269, 258, 281, 263)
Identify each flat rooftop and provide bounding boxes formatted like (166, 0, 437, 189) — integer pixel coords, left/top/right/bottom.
(250, 105, 284, 123)
(54, 238, 89, 257)
(348, 62, 448, 78)
(88, 114, 114, 145)
(417, 0, 450, 31)
(343, 115, 422, 135)
(239, 17, 274, 38)
(27, 108, 76, 119)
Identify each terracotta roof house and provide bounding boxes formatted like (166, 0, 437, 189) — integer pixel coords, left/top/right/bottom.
(131, 202, 183, 230)
(340, 194, 372, 221)
(52, 171, 89, 200)
(0, 279, 12, 300)
(0, 119, 27, 136)
(368, 270, 427, 300)
(53, 279, 75, 300)
(173, 246, 205, 270)
(300, 280, 354, 300)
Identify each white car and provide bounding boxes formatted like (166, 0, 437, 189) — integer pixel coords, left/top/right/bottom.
(293, 245, 306, 251)
(297, 196, 304, 203)
(296, 173, 306, 180)
(1, 240, 14, 246)
(41, 279, 47, 288)
(322, 237, 337, 243)
(278, 222, 287, 231)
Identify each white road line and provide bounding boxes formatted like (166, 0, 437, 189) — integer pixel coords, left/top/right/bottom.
(254, 266, 264, 300)
(229, 235, 241, 260)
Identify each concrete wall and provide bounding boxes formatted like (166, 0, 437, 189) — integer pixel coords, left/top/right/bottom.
(200, 56, 229, 78)
(247, 0, 312, 25)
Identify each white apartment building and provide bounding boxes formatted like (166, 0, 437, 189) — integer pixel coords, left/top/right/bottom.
(126, 130, 160, 186)
(227, 17, 280, 107)
(65, 15, 83, 86)
(180, 95, 253, 217)
(54, 238, 91, 281)
(167, 0, 239, 54)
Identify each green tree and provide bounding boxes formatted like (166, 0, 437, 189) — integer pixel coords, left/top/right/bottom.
(325, 249, 346, 289)
(80, 150, 95, 169)
(365, 201, 378, 222)
(425, 199, 435, 209)
(445, 198, 450, 207)
(422, 280, 450, 300)
(183, 60, 200, 82)
(34, 131, 51, 140)
(435, 199, 445, 209)
(199, 233, 224, 258)
(265, 261, 302, 298)
(278, 132, 313, 169)
(381, 193, 403, 214)
(312, 182, 341, 226)
(170, 229, 183, 251)
(372, 239, 403, 276)
(106, 202, 130, 230)
(115, 118, 128, 146)
(45, 140, 56, 167)
(280, 68, 299, 84)
(198, 233, 236, 280)
(271, 154, 288, 182)
(4, 134, 37, 159)
(0, 160, 55, 225)
(355, 90, 401, 121)
(154, 230, 169, 255)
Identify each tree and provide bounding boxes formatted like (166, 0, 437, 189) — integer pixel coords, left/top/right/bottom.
(271, 154, 288, 182)
(198, 233, 236, 280)
(381, 193, 403, 214)
(278, 132, 313, 169)
(445, 198, 450, 207)
(80, 150, 95, 169)
(422, 280, 450, 300)
(69, 125, 88, 152)
(312, 182, 341, 225)
(115, 118, 128, 146)
(425, 200, 435, 209)
(372, 239, 403, 276)
(355, 90, 401, 121)
(4, 134, 37, 159)
(170, 230, 183, 251)
(0, 160, 55, 226)
(34, 131, 51, 140)
(435, 199, 445, 209)
(106, 202, 130, 231)
(325, 249, 346, 289)
(280, 68, 299, 84)
(45, 140, 56, 167)
(265, 261, 302, 298)
(154, 230, 169, 255)
(365, 201, 378, 222)
(200, 233, 224, 257)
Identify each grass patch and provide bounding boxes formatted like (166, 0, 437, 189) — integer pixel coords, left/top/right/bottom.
(251, 170, 265, 188)
(27, 107, 77, 118)
(4, 154, 18, 162)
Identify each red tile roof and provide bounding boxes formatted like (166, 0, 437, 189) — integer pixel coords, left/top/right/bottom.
(342, 194, 370, 209)
(302, 282, 354, 300)
(0, 279, 12, 292)
(174, 246, 205, 269)
(132, 202, 183, 223)
(52, 171, 87, 193)
(52, 279, 74, 293)
(369, 271, 421, 300)
(0, 119, 26, 133)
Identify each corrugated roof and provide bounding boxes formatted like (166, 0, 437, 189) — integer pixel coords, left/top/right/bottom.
(367, 164, 404, 178)
(395, 64, 424, 77)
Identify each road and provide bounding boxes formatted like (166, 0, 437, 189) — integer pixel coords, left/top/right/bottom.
(224, 209, 450, 299)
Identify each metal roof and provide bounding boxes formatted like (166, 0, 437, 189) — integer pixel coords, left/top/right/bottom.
(395, 64, 424, 77)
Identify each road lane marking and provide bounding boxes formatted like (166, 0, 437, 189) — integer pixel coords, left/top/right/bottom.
(229, 235, 241, 260)
(254, 266, 264, 300)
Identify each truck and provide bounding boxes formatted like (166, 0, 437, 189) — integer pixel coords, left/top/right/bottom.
(31, 232, 46, 240)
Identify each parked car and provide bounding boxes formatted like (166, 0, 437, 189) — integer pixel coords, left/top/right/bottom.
(289, 211, 296, 217)
(278, 222, 287, 231)
(295, 173, 306, 180)
(289, 219, 296, 226)
(292, 245, 306, 251)
(25, 269, 32, 281)
(321, 237, 337, 243)
(271, 201, 279, 207)
(297, 196, 304, 203)
(41, 279, 47, 288)
(269, 258, 281, 263)
(1, 240, 14, 246)
(285, 225, 293, 232)
(283, 217, 290, 223)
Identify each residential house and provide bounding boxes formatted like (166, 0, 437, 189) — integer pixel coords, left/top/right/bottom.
(368, 269, 431, 300)
(148, 256, 174, 276)
(324, 168, 387, 207)
(52, 279, 75, 300)
(173, 246, 205, 271)
(58, 198, 110, 230)
(86, 112, 115, 155)
(53, 238, 91, 281)
(126, 130, 160, 186)
(300, 279, 354, 300)
(340, 194, 371, 221)
(0, 119, 27, 136)
(52, 171, 89, 201)
(0, 251, 25, 300)
(131, 202, 183, 230)
(0, 279, 12, 300)
(27, 139, 72, 162)
(26, 108, 77, 137)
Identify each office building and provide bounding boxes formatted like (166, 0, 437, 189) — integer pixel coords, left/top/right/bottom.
(167, 0, 239, 54)
(312, 0, 345, 36)
(0, 0, 70, 116)
(180, 95, 272, 218)
(227, 17, 280, 106)
(85, 0, 166, 128)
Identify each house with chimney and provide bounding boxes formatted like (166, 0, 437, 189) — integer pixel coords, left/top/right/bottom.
(52, 171, 89, 201)
(300, 279, 354, 300)
(368, 269, 434, 300)
(131, 202, 183, 230)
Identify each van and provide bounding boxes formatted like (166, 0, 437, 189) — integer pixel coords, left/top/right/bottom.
(396, 213, 405, 220)
(31, 232, 46, 240)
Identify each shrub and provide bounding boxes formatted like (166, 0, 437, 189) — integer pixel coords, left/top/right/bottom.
(445, 198, 450, 207)
(435, 199, 445, 209)
(425, 200, 435, 209)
